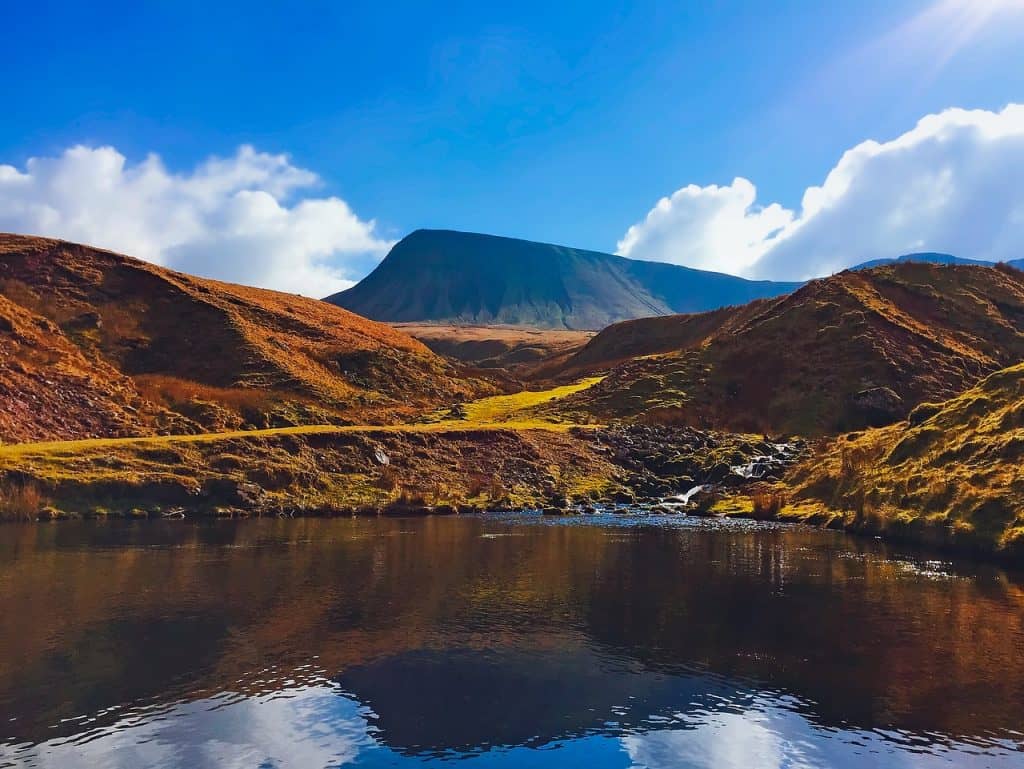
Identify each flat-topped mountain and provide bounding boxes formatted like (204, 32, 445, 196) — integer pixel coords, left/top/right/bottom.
(0, 234, 486, 443)
(325, 229, 802, 330)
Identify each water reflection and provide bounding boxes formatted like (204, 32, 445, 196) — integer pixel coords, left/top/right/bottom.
(0, 515, 1022, 767)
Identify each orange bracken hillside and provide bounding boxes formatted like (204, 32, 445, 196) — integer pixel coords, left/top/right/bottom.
(0, 293, 179, 443)
(0, 234, 489, 443)
(543, 262, 1024, 435)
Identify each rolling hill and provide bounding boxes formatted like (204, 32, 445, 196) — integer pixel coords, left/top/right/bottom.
(540, 262, 1024, 435)
(0, 234, 487, 443)
(326, 229, 802, 330)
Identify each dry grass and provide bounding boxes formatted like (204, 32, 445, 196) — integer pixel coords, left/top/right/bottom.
(783, 361, 1024, 559)
(0, 420, 620, 518)
(0, 481, 45, 521)
(0, 233, 494, 444)
(750, 489, 787, 519)
(374, 465, 400, 492)
(456, 376, 604, 423)
(133, 374, 274, 412)
(544, 263, 1024, 436)
(0, 374, 602, 461)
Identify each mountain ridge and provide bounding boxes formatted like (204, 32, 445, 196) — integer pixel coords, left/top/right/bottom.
(853, 251, 1024, 270)
(538, 262, 1024, 435)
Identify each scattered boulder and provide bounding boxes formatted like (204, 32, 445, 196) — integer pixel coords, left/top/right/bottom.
(850, 386, 904, 426)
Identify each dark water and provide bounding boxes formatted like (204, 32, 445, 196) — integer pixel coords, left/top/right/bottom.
(0, 514, 1023, 768)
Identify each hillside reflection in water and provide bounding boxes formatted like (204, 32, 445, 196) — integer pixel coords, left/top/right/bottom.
(0, 514, 1022, 768)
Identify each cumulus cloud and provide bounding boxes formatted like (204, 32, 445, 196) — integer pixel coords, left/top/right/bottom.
(618, 104, 1024, 280)
(616, 178, 793, 275)
(0, 145, 393, 296)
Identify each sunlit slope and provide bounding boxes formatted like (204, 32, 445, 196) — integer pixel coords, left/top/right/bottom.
(782, 362, 1024, 558)
(544, 263, 1024, 435)
(0, 234, 487, 442)
(0, 376, 610, 516)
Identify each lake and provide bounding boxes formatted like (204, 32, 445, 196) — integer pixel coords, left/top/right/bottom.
(0, 513, 1022, 768)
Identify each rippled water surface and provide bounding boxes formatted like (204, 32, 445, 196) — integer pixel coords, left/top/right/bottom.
(1, 513, 1023, 768)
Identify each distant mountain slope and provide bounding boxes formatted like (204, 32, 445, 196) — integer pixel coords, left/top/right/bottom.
(854, 252, 1024, 270)
(394, 324, 593, 374)
(541, 263, 1024, 435)
(326, 229, 801, 330)
(0, 234, 486, 443)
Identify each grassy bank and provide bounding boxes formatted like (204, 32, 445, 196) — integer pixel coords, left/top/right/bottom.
(0, 377, 616, 519)
(0, 425, 623, 519)
(710, 363, 1024, 562)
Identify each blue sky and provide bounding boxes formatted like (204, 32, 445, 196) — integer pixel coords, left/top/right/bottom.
(1, 1, 1023, 293)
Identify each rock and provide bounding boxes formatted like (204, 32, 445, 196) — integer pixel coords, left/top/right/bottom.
(208, 455, 241, 472)
(850, 386, 904, 426)
(668, 475, 695, 489)
(705, 462, 732, 483)
(660, 456, 695, 476)
(68, 311, 103, 330)
(545, 494, 569, 509)
(202, 478, 269, 509)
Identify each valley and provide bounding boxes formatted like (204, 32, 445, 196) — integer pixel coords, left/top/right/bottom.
(2, 234, 1024, 563)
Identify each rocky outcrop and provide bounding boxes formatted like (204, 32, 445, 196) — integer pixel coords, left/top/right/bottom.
(582, 425, 806, 502)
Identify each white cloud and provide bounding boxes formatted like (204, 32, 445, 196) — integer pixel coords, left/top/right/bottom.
(0, 145, 393, 296)
(616, 178, 793, 275)
(618, 104, 1024, 280)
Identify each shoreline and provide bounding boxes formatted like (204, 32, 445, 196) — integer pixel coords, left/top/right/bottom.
(5, 486, 1022, 570)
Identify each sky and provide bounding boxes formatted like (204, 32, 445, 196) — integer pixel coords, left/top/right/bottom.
(1, 0, 1023, 294)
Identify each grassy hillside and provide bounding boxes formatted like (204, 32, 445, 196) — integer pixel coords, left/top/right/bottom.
(0, 376, 612, 518)
(544, 263, 1024, 435)
(0, 294, 183, 443)
(778, 362, 1024, 559)
(0, 234, 488, 443)
(0, 425, 616, 519)
(328, 229, 800, 330)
